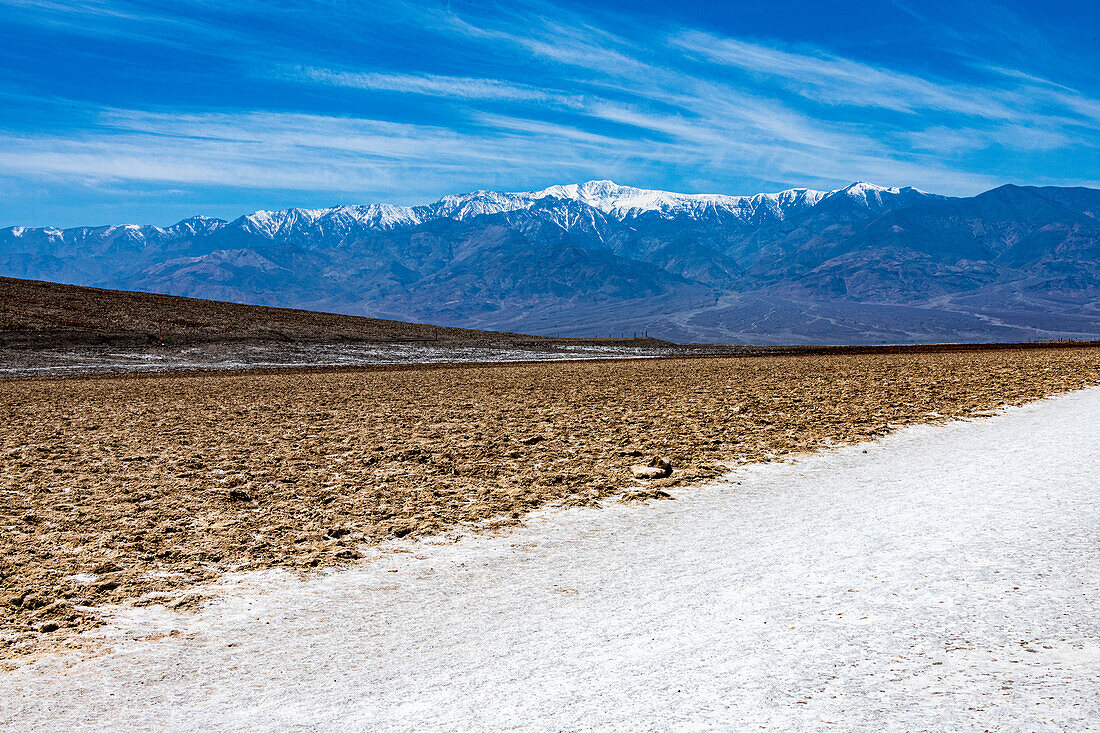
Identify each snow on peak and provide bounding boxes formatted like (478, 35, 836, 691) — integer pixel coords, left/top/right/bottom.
(825, 181, 933, 209)
(322, 204, 421, 230)
(240, 207, 329, 236)
(152, 216, 228, 239)
(502, 177, 929, 222)
(526, 180, 831, 221)
(535, 180, 679, 215)
(429, 189, 533, 220)
(332, 178, 910, 230)
(224, 179, 929, 239)
(237, 205, 422, 237)
(842, 181, 896, 197)
(5, 179, 935, 247)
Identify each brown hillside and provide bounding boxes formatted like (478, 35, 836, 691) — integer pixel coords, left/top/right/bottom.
(0, 276, 668, 348)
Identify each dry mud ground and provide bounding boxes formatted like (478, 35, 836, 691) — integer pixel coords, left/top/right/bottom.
(3, 347, 1100, 658)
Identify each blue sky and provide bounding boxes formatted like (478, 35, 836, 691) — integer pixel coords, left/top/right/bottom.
(2, 0, 1099, 226)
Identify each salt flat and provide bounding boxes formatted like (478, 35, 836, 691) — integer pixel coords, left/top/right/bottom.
(3, 388, 1099, 731)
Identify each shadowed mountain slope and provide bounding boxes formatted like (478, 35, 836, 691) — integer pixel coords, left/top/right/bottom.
(0, 276, 664, 348)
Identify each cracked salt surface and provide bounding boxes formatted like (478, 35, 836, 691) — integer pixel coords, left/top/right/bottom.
(4, 389, 1099, 731)
(0, 343, 669, 377)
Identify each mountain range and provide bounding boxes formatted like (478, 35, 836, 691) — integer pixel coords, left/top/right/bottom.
(3, 180, 1100, 344)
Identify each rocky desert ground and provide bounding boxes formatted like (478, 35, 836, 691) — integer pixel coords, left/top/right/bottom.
(3, 345, 1100, 659)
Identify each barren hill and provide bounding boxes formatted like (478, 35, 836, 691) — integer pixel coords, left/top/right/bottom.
(0, 276, 665, 349)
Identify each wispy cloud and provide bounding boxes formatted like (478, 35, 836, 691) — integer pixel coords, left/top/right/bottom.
(284, 66, 578, 106)
(671, 30, 1000, 117)
(0, 0, 1098, 225)
(0, 110, 664, 197)
(0, 103, 1006, 206)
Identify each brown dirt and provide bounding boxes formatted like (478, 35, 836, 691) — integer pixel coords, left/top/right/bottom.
(0, 275, 671, 349)
(3, 347, 1100, 658)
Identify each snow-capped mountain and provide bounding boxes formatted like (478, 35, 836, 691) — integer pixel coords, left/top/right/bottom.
(247, 180, 923, 233)
(0, 179, 931, 246)
(2, 180, 1099, 344)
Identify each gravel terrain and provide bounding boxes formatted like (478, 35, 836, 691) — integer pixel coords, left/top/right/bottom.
(2, 347, 1100, 657)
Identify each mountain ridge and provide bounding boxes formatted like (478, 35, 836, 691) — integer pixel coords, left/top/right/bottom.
(1, 180, 934, 235)
(2, 180, 1098, 345)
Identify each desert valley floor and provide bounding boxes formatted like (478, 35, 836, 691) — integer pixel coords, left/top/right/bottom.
(2, 347, 1100, 729)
